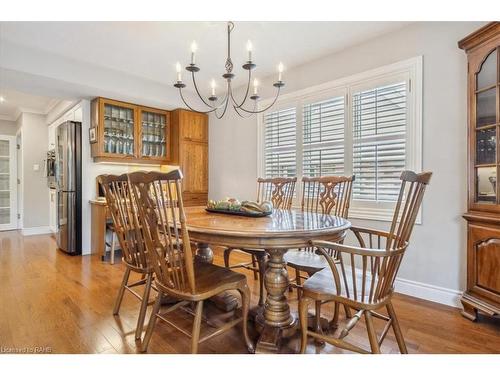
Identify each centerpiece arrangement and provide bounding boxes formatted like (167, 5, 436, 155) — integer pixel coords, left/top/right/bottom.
(206, 198, 273, 217)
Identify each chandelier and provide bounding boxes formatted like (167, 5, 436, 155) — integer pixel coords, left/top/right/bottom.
(174, 21, 285, 119)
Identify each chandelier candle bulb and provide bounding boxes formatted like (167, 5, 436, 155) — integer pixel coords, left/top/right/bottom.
(253, 79, 259, 95)
(246, 40, 253, 61)
(176, 62, 182, 82)
(278, 62, 284, 81)
(211, 79, 216, 96)
(190, 41, 197, 65)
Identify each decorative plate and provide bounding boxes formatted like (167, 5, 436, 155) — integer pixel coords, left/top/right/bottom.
(205, 208, 272, 218)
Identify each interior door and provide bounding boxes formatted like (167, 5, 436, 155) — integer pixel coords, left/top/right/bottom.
(0, 136, 18, 231)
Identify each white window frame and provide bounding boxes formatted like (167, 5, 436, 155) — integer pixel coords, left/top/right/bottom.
(257, 56, 423, 222)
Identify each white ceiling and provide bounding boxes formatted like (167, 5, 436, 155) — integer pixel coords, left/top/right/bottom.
(0, 21, 411, 96)
(0, 89, 58, 121)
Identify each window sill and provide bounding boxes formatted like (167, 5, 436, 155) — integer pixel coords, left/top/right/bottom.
(349, 205, 422, 225)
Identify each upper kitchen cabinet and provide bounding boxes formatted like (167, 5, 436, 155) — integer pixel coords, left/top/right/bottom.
(90, 97, 171, 164)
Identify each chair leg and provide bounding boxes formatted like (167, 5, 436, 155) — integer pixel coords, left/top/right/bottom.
(141, 292, 162, 353)
(257, 253, 267, 307)
(295, 267, 302, 299)
(135, 273, 153, 341)
(191, 300, 204, 354)
(113, 267, 131, 315)
(251, 254, 258, 280)
(314, 300, 325, 346)
(299, 296, 311, 354)
(112, 233, 115, 256)
(223, 248, 232, 268)
(238, 284, 255, 353)
(364, 311, 381, 354)
(387, 301, 408, 354)
(330, 302, 340, 329)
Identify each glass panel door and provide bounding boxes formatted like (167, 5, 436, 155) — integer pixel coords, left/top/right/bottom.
(0, 136, 17, 230)
(141, 110, 167, 158)
(474, 48, 499, 205)
(103, 103, 135, 156)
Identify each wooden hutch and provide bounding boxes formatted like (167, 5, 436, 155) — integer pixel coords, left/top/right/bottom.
(90, 98, 208, 206)
(459, 22, 500, 321)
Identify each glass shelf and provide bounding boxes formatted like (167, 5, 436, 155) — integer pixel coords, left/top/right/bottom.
(141, 111, 167, 158)
(476, 127, 496, 165)
(103, 104, 135, 156)
(476, 88, 497, 127)
(476, 166, 497, 204)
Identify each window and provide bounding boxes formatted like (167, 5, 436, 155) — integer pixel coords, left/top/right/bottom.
(303, 96, 345, 177)
(258, 57, 422, 222)
(263, 107, 297, 178)
(352, 82, 407, 202)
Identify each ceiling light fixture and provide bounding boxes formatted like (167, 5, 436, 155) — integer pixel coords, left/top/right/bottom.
(174, 21, 285, 119)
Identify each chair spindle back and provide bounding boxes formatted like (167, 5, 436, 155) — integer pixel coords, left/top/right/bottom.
(97, 174, 149, 270)
(127, 170, 196, 295)
(315, 170, 432, 305)
(386, 170, 433, 251)
(256, 177, 297, 209)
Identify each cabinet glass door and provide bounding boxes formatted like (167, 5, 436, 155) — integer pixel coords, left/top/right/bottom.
(103, 103, 135, 156)
(474, 48, 499, 204)
(0, 137, 17, 230)
(141, 110, 167, 158)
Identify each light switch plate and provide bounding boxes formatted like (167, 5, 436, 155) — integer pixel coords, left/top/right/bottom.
(33, 164, 40, 171)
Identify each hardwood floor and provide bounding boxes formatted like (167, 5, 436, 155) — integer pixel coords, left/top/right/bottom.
(0, 230, 498, 354)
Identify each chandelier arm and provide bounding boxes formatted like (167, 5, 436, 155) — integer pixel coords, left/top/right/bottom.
(231, 68, 252, 109)
(232, 100, 256, 119)
(190, 71, 221, 109)
(178, 87, 218, 114)
(214, 82, 232, 119)
(237, 86, 282, 114)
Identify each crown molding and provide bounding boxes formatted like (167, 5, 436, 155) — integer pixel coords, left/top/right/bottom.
(0, 114, 17, 121)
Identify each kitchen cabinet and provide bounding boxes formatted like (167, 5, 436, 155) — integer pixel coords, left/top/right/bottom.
(90, 97, 171, 164)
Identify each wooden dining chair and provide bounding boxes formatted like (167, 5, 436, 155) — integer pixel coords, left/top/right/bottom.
(97, 174, 153, 342)
(299, 170, 432, 354)
(127, 170, 254, 354)
(223, 176, 297, 306)
(284, 175, 355, 299)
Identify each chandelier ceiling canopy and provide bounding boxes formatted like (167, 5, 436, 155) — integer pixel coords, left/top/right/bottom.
(174, 21, 285, 119)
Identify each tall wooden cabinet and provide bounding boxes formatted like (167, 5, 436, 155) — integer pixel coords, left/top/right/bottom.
(171, 109, 209, 206)
(459, 22, 500, 321)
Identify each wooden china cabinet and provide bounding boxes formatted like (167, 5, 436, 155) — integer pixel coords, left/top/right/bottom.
(459, 22, 500, 321)
(91, 97, 171, 164)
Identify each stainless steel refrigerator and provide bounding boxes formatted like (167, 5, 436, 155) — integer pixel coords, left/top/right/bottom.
(55, 121, 82, 255)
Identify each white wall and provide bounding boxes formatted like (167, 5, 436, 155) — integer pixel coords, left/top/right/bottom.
(0, 120, 17, 136)
(209, 22, 488, 305)
(18, 112, 50, 229)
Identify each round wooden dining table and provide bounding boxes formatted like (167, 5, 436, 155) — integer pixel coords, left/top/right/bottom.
(184, 206, 351, 353)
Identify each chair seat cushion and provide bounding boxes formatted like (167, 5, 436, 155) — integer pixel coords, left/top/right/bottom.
(284, 249, 328, 272)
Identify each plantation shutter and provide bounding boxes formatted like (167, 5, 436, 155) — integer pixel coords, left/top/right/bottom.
(302, 96, 345, 177)
(263, 107, 297, 178)
(352, 81, 407, 202)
